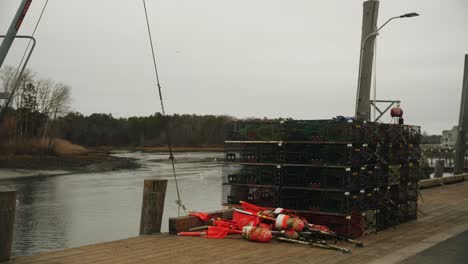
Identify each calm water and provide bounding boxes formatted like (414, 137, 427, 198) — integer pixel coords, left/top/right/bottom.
(0, 151, 223, 256)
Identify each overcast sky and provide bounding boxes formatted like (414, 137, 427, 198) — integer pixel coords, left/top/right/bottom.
(1, 0, 467, 134)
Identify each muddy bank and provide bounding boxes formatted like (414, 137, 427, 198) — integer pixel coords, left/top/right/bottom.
(0, 150, 140, 172)
(97, 146, 224, 153)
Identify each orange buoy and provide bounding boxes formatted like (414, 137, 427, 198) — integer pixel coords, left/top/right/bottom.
(281, 230, 299, 239)
(242, 226, 272, 243)
(275, 214, 305, 232)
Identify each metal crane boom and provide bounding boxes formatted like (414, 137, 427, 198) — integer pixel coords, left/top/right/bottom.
(0, 0, 33, 69)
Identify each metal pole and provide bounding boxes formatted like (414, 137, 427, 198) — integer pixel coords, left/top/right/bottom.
(0, 35, 36, 121)
(454, 55, 468, 175)
(0, 0, 33, 68)
(356, 17, 397, 122)
(355, 0, 379, 121)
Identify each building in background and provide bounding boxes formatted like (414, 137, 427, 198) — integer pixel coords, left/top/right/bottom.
(442, 126, 458, 148)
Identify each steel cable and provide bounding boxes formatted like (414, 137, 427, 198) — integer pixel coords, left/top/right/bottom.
(142, 0, 186, 216)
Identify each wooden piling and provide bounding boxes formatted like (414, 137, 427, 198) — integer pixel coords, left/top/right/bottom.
(0, 190, 16, 262)
(139, 179, 167, 235)
(434, 160, 445, 178)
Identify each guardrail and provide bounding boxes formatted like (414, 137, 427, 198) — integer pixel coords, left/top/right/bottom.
(419, 174, 468, 189)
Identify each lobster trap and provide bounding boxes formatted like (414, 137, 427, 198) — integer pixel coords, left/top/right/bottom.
(318, 190, 363, 214)
(389, 185, 410, 203)
(280, 166, 322, 188)
(224, 143, 281, 163)
(283, 119, 364, 142)
(292, 191, 363, 213)
(397, 201, 419, 223)
(398, 202, 410, 223)
(400, 164, 421, 183)
(299, 211, 364, 238)
(225, 119, 380, 143)
(221, 118, 421, 238)
(407, 144, 421, 162)
(283, 143, 373, 166)
(406, 182, 419, 201)
(279, 189, 321, 212)
(381, 124, 405, 145)
(386, 145, 410, 164)
(376, 204, 399, 231)
(222, 164, 280, 186)
(281, 166, 373, 190)
(386, 165, 401, 186)
(362, 210, 377, 234)
(407, 200, 418, 220)
(404, 125, 422, 145)
(222, 184, 279, 207)
(225, 121, 283, 141)
(279, 188, 377, 214)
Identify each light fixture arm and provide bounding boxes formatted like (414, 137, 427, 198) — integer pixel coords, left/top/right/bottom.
(356, 13, 417, 121)
(375, 16, 400, 33)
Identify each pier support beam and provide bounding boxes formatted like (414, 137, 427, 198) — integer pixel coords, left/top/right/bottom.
(0, 190, 16, 262)
(455, 55, 468, 175)
(140, 179, 167, 235)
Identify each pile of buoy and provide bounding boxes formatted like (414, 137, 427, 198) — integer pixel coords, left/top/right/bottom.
(177, 201, 364, 253)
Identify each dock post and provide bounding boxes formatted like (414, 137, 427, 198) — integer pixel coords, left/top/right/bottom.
(139, 179, 167, 235)
(0, 190, 16, 262)
(434, 160, 445, 178)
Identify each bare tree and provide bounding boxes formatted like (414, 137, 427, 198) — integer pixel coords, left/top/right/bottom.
(36, 78, 54, 116)
(46, 83, 71, 147)
(0, 65, 16, 93)
(0, 65, 35, 110)
(50, 83, 71, 117)
(0, 66, 72, 148)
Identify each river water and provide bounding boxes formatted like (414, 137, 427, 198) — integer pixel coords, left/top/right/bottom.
(0, 151, 223, 257)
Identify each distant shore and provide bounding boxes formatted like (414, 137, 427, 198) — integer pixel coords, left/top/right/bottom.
(99, 146, 224, 153)
(0, 146, 222, 176)
(0, 149, 139, 173)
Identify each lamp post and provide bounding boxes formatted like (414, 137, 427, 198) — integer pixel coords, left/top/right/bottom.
(355, 12, 419, 121)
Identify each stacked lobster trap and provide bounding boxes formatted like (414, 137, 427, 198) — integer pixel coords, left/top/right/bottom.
(222, 119, 421, 238)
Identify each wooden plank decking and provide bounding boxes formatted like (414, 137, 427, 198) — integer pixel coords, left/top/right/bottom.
(7, 181, 468, 264)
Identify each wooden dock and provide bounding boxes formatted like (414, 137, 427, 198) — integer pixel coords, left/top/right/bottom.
(6, 180, 468, 264)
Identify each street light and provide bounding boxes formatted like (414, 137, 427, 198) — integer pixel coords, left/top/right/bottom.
(356, 12, 419, 121)
(375, 13, 419, 33)
(400, 12, 419, 18)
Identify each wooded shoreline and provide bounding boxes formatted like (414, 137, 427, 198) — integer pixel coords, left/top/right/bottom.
(0, 146, 222, 173)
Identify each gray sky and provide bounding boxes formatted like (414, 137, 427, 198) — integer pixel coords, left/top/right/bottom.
(1, 0, 467, 134)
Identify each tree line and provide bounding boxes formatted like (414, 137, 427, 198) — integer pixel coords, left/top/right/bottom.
(0, 66, 71, 147)
(54, 112, 231, 147)
(0, 66, 232, 149)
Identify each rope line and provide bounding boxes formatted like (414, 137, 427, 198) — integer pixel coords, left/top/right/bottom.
(142, 0, 186, 216)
